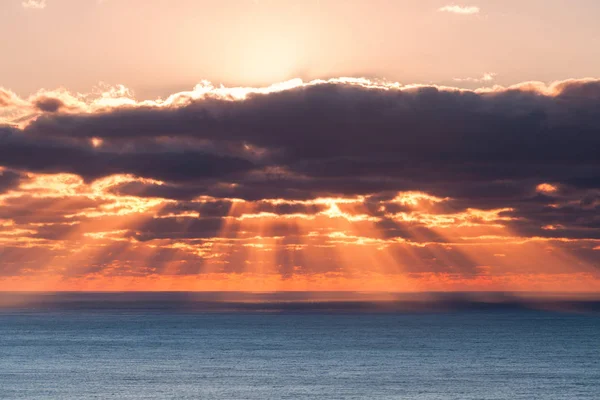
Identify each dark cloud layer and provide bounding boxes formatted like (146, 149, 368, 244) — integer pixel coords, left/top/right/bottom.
(2, 80, 600, 242)
(0, 126, 255, 181)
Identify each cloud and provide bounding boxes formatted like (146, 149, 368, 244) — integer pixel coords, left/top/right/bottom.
(22, 0, 46, 9)
(453, 72, 496, 83)
(2, 78, 600, 217)
(1, 77, 599, 288)
(5, 78, 600, 193)
(0, 125, 256, 181)
(0, 90, 17, 107)
(0, 169, 24, 194)
(33, 96, 65, 113)
(438, 4, 480, 14)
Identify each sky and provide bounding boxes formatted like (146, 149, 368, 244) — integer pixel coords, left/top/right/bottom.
(0, 0, 599, 292)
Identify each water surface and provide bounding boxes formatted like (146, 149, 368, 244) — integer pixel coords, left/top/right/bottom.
(1, 309, 598, 399)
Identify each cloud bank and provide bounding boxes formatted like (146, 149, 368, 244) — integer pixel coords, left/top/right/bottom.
(0, 77, 599, 291)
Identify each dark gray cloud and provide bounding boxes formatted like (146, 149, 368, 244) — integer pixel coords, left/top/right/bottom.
(0, 125, 256, 181)
(33, 96, 65, 113)
(2, 80, 600, 242)
(12, 81, 600, 185)
(0, 169, 24, 194)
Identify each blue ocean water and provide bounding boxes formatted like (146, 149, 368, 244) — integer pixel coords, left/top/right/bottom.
(0, 310, 599, 399)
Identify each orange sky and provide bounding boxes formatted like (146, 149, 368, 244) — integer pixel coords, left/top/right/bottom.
(3, 0, 600, 97)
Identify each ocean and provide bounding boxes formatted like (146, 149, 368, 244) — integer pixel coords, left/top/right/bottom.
(0, 295, 599, 399)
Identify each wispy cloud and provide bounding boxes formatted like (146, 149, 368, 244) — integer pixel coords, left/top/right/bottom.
(22, 0, 47, 9)
(453, 72, 496, 83)
(438, 4, 480, 15)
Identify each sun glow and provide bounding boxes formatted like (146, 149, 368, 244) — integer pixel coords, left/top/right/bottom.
(1, 175, 599, 292)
